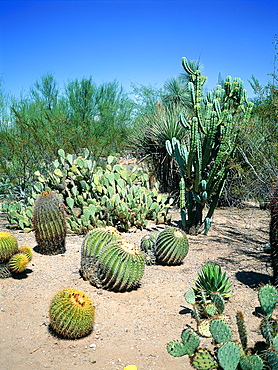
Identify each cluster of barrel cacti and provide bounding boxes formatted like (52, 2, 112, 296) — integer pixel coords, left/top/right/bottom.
(166, 57, 254, 235)
(168, 284, 278, 369)
(49, 287, 95, 339)
(270, 179, 278, 286)
(0, 231, 33, 278)
(140, 227, 189, 265)
(80, 227, 145, 292)
(2, 149, 173, 233)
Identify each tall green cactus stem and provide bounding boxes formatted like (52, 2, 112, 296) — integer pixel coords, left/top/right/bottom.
(33, 191, 67, 255)
(166, 57, 253, 234)
(80, 227, 121, 287)
(98, 239, 145, 292)
(236, 311, 248, 350)
(155, 227, 189, 265)
(49, 287, 95, 339)
(0, 232, 18, 262)
(270, 179, 278, 286)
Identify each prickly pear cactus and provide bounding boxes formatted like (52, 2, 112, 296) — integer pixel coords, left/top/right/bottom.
(33, 191, 67, 255)
(80, 227, 121, 287)
(8, 253, 29, 273)
(49, 287, 95, 339)
(155, 227, 189, 265)
(0, 232, 18, 262)
(167, 327, 200, 357)
(217, 341, 241, 370)
(270, 180, 278, 286)
(98, 239, 145, 292)
(190, 348, 218, 369)
(258, 284, 278, 318)
(209, 318, 232, 344)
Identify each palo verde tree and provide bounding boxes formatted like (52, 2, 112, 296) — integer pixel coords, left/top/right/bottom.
(166, 57, 254, 235)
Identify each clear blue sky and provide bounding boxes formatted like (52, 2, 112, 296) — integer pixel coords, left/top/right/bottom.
(1, 0, 277, 99)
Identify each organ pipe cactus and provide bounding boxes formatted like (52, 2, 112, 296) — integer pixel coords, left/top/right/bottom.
(166, 57, 254, 234)
(33, 190, 67, 255)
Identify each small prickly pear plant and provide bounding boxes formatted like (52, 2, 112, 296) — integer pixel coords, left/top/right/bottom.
(270, 179, 278, 286)
(167, 284, 278, 369)
(98, 239, 145, 292)
(155, 227, 189, 265)
(8, 253, 29, 273)
(49, 287, 95, 339)
(166, 57, 254, 234)
(33, 190, 67, 255)
(80, 227, 121, 287)
(0, 231, 19, 262)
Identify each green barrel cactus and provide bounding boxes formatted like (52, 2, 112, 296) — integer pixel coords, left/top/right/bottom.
(155, 227, 189, 265)
(18, 246, 33, 262)
(80, 226, 121, 287)
(8, 253, 29, 273)
(33, 190, 67, 255)
(140, 232, 158, 265)
(98, 239, 145, 292)
(49, 287, 95, 339)
(0, 231, 18, 262)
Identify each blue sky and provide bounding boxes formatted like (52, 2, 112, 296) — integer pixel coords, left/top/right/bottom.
(0, 0, 277, 99)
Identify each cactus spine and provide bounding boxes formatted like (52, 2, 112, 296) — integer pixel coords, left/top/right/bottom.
(33, 191, 67, 255)
(49, 287, 95, 339)
(166, 57, 253, 234)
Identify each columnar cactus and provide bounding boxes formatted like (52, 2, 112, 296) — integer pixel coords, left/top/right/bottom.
(166, 57, 253, 234)
(49, 287, 95, 339)
(155, 227, 189, 265)
(33, 190, 67, 255)
(270, 179, 278, 286)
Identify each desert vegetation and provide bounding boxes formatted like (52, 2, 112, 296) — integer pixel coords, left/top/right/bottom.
(0, 55, 277, 369)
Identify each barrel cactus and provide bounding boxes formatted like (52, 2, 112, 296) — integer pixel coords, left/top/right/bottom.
(8, 253, 29, 273)
(33, 190, 67, 255)
(98, 239, 145, 292)
(18, 246, 33, 262)
(140, 232, 158, 265)
(155, 227, 189, 265)
(0, 232, 18, 262)
(49, 287, 95, 339)
(80, 227, 121, 287)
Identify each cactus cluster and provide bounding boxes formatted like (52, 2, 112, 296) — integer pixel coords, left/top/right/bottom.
(166, 57, 254, 234)
(2, 150, 173, 233)
(140, 227, 189, 266)
(33, 190, 67, 255)
(168, 284, 278, 369)
(80, 227, 145, 292)
(49, 287, 95, 339)
(0, 231, 32, 278)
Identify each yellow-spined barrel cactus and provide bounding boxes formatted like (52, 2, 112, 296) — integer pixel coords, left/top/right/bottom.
(8, 253, 29, 273)
(80, 227, 121, 287)
(18, 246, 33, 262)
(49, 288, 95, 339)
(33, 191, 67, 255)
(155, 227, 189, 265)
(98, 239, 145, 292)
(0, 232, 18, 262)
